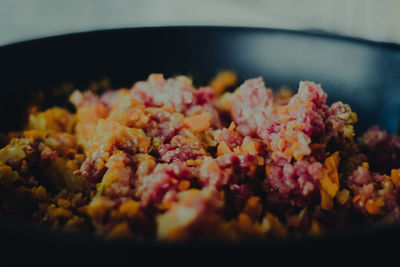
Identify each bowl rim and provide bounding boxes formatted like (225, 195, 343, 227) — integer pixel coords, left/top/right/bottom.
(1, 25, 400, 250)
(1, 25, 400, 51)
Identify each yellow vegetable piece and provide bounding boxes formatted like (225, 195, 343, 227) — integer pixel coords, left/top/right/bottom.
(320, 151, 340, 210)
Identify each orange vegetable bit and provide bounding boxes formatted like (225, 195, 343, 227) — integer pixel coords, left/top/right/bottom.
(241, 140, 260, 155)
(391, 168, 400, 186)
(209, 70, 237, 95)
(31, 185, 47, 200)
(178, 180, 191, 191)
(217, 141, 232, 156)
(118, 199, 140, 218)
(365, 198, 385, 215)
(106, 221, 133, 239)
(319, 151, 340, 210)
(320, 190, 334, 210)
(237, 213, 253, 232)
(362, 162, 370, 170)
(183, 112, 211, 133)
(23, 130, 47, 140)
(242, 196, 262, 220)
(266, 213, 287, 238)
(57, 198, 72, 208)
(228, 121, 236, 131)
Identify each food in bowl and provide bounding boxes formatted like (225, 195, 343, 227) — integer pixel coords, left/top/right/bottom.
(0, 71, 399, 241)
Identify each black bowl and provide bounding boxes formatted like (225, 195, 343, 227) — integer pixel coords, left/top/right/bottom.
(1, 26, 400, 264)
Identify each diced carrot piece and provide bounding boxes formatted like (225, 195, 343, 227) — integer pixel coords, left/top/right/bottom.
(243, 196, 262, 220)
(31, 185, 47, 200)
(57, 198, 71, 208)
(209, 71, 237, 95)
(353, 195, 361, 203)
(303, 101, 313, 110)
(241, 140, 260, 154)
(217, 141, 232, 156)
(50, 208, 73, 221)
(66, 160, 78, 170)
(137, 135, 151, 154)
(219, 190, 225, 201)
(365, 198, 384, 215)
(391, 169, 400, 186)
(228, 122, 236, 131)
(257, 156, 264, 166)
(320, 152, 340, 210)
(96, 159, 105, 170)
(119, 200, 140, 218)
(186, 159, 195, 166)
(320, 190, 333, 210)
(23, 130, 47, 140)
(353, 195, 367, 204)
(265, 165, 271, 176)
(183, 113, 211, 132)
(266, 213, 287, 238)
(161, 105, 175, 113)
(362, 162, 369, 170)
(310, 219, 322, 235)
(194, 159, 204, 165)
(178, 180, 191, 191)
(107, 221, 132, 239)
(87, 198, 107, 221)
(237, 213, 253, 232)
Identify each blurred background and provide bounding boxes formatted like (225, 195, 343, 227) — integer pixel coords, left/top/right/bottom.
(1, 0, 400, 46)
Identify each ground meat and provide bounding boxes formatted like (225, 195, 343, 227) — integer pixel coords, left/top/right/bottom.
(134, 162, 193, 207)
(217, 128, 243, 150)
(186, 103, 222, 129)
(158, 143, 204, 163)
(216, 153, 258, 174)
(70, 90, 104, 108)
(198, 157, 232, 188)
(348, 163, 400, 217)
(256, 81, 328, 161)
(231, 77, 273, 136)
(132, 75, 222, 130)
(156, 187, 223, 240)
(40, 147, 58, 167)
(1, 72, 400, 242)
(131, 74, 197, 113)
(101, 151, 134, 198)
(359, 126, 400, 173)
(144, 108, 184, 142)
(76, 154, 107, 182)
(224, 183, 256, 216)
(266, 157, 322, 207)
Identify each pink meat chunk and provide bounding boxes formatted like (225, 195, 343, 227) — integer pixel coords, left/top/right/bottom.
(230, 77, 273, 136)
(135, 162, 193, 207)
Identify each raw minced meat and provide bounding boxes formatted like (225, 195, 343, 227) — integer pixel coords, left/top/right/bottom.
(0, 71, 399, 241)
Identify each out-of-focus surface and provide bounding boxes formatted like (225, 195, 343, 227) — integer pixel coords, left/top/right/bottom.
(1, 0, 400, 46)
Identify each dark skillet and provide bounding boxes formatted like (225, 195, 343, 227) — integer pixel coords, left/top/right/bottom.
(0, 26, 400, 264)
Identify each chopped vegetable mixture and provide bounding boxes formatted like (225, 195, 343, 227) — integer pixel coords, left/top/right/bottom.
(1, 71, 399, 241)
